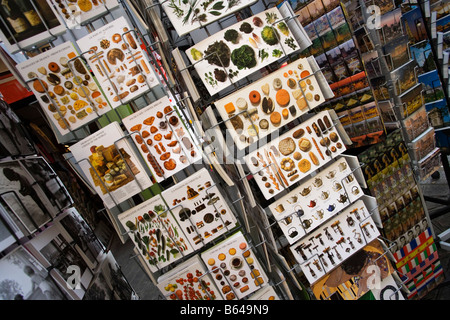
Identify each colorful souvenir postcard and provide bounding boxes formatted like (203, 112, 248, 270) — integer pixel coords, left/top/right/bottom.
(48, 0, 120, 29)
(398, 83, 424, 118)
(214, 58, 325, 150)
(122, 96, 202, 182)
(314, 14, 332, 36)
(410, 41, 436, 75)
(400, 7, 427, 43)
(310, 239, 395, 300)
(0, 246, 67, 300)
(70, 122, 153, 209)
(378, 8, 403, 45)
(342, 0, 364, 31)
(17, 41, 111, 136)
(339, 39, 358, 59)
(244, 110, 345, 200)
(118, 194, 194, 272)
(383, 35, 410, 71)
(161, 168, 237, 250)
(0, 0, 66, 53)
(157, 255, 222, 300)
(418, 69, 445, 103)
(268, 157, 364, 245)
(162, 0, 258, 36)
(436, 12, 450, 34)
(391, 60, 418, 96)
(186, 7, 301, 96)
(77, 16, 159, 108)
(201, 231, 268, 300)
(354, 27, 374, 54)
(362, 50, 382, 79)
(402, 106, 429, 141)
(290, 198, 381, 284)
(411, 127, 436, 161)
(425, 98, 450, 127)
(418, 147, 441, 180)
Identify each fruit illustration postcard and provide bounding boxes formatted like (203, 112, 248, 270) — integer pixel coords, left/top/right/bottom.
(122, 96, 202, 182)
(157, 255, 222, 300)
(201, 231, 268, 300)
(17, 41, 111, 136)
(77, 16, 159, 108)
(161, 168, 238, 251)
(70, 122, 153, 209)
(118, 194, 194, 272)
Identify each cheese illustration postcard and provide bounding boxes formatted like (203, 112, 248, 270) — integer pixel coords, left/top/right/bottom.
(161, 168, 238, 251)
(17, 41, 111, 136)
(77, 16, 159, 108)
(70, 121, 153, 208)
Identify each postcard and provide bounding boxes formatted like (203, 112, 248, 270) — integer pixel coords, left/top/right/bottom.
(17, 41, 111, 136)
(391, 60, 418, 95)
(401, 6, 428, 44)
(200, 231, 268, 300)
(122, 96, 202, 182)
(402, 106, 430, 142)
(410, 40, 437, 75)
(161, 0, 258, 36)
(418, 69, 445, 103)
(161, 168, 238, 251)
(69, 122, 153, 209)
(118, 194, 194, 272)
(77, 16, 159, 109)
(411, 127, 436, 161)
(383, 35, 411, 71)
(186, 7, 301, 96)
(398, 83, 424, 118)
(425, 98, 450, 127)
(378, 8, 403, 45)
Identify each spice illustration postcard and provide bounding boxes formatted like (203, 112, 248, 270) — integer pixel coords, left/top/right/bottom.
(118, 194, 193, 272)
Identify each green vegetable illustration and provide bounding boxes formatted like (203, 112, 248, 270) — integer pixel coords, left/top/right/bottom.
(231, 45, 257, 70)
(190, 48, 203, 61)
(224, 29, 240, 44)
(261, 26, 280, 45)
(277, 22, 289, 36)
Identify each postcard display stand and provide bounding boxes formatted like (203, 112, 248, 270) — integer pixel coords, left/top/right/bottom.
(0, 1, 444, 302)
(341, 0, 446, 299)
(0, 0, 171, 300)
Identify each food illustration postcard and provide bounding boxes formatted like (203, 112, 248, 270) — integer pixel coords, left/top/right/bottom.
(77, 16, 159, 108)
(17, 41, 111, 136)
(214, 58, 325, 150)
(162, 0, 258, 36)
(186, 7, 301, 96)
(161, 168, 237, 251)
(268, 157, 364, 245)
(156, 255, 222, 300)
(122, 96, 202, 182)
(70, 122, 152, 209)
(244, 110, 345, 200)
(201, 231, 268, 300)
(48, 0, 120, 29)
(118, 194, 193, 272)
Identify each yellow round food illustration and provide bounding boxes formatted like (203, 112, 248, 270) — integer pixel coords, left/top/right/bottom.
(78, 0, 93, 12)
(229, 248, 236, 255)
(208, 258, 215, 266)
(218, 253, 226, 261)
